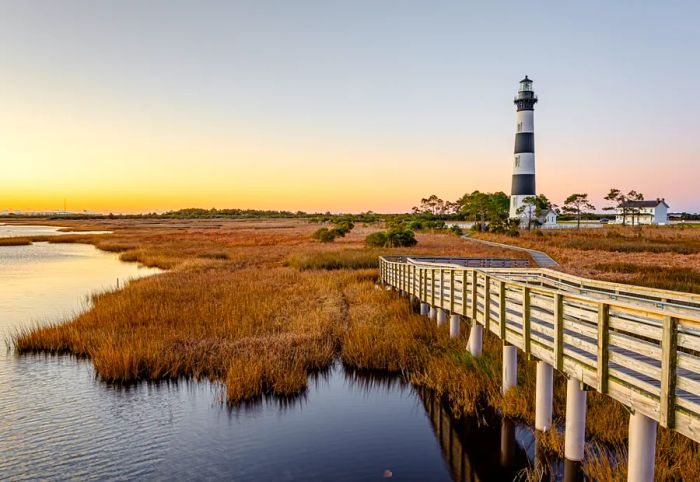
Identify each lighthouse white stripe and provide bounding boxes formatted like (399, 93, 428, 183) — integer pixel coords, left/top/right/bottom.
(513, 153, 535, 175)
(516, 110, 534, 133)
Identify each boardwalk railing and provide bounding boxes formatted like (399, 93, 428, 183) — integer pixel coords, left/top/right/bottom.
(379, 256, 700, 445)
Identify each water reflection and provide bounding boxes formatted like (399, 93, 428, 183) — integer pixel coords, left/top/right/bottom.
(0, 223, 110, 238)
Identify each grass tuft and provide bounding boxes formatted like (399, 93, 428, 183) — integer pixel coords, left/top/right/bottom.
(285, 249, 382, 270)
(0, 237, 32, 246)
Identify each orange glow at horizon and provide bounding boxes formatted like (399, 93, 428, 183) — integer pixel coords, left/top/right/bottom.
(1, 54, 696, 214)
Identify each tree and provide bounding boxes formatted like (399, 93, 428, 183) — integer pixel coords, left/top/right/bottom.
(513, 194, 552, 230)
(413, 195, 447, 215)
(626, 190, 644, 226)
(456, 191, 509, 230)
(516, 196, 545, 230)
(562, 193, 596, 229)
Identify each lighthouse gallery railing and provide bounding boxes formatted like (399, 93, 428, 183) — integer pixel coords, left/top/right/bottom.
(379, 256, 700, 443)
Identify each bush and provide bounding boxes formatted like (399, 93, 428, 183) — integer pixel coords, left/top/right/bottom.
(311, 228, 337, 243)
(386, 228, 417, 247)
(365, 231, 388, 247)
(365, 229, 417, 247)
(449, 225, 464, 236)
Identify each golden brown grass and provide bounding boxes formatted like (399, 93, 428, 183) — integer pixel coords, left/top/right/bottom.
(8, 218, 700, 479)
(285, 249, 383, 270)
(12, 218, 509, 404)
(0, 236, 32, 246)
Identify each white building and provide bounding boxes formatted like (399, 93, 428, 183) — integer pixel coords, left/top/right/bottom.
(615, 199, 669, 225)
(509, 76, 538, 219)
(538, 209, 558, 228)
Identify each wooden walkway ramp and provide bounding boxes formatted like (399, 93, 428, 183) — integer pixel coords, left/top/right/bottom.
(460, 234, 560, 267)
(380, 256, 700, 445)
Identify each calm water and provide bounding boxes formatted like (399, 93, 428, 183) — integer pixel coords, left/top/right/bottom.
(0, 227, 537, 481)
(0, 223, 110, 238)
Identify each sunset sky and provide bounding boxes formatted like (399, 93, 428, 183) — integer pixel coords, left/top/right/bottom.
(1, 1, 698, 213)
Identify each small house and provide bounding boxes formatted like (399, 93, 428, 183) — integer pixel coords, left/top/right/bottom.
(537, 209, 558, 228)
(615, 198, 669, 225)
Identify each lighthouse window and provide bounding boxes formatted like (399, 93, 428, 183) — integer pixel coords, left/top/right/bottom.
(514, 156, 520, 167)
(517, 122, 522, 132)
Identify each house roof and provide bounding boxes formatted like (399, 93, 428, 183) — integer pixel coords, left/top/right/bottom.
(619, 199, 669, 208)
(537, 209, 557, 222)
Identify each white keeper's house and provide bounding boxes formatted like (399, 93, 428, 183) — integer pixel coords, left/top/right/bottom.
(537, 209, 558, 228)
(615, 198, 669, 225)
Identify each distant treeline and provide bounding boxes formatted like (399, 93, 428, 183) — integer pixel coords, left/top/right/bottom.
(3, 203, 698, 223)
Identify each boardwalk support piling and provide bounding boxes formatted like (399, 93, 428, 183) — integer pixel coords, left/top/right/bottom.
(535, 361, 553, 431)
(420, 302, 430, 317)
(627, 411, 657, 482)
(449, 314, 460, 338)
(565, 378, 587, 462)
(502, 344, 518, 394)
(429, 306, 437, 321)
(467, 324, 483, 357)
(437, 308, 447, 327)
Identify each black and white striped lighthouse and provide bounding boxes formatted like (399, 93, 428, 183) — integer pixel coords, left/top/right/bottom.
(509, 76, 538, 219)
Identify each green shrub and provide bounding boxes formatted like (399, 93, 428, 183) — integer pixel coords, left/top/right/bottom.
(386, 228, 417, 247)
(365, 231, 388, 247)
(365, 229, 417, 247)
(449, 225, 464, 236)
(311, 228, 337, 243)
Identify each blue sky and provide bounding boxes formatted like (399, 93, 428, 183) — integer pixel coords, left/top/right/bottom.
(1, 1, 698, 212)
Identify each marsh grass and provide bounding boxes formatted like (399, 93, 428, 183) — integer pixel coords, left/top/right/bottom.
(10, 218, 700, 479)
(594, 262, 700, 293)
(0, 237, 32, 246)
(285, 249, 382, 271)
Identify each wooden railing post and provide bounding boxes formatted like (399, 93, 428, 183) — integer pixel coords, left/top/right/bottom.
(554, 293, 564, 371)
(431, 269, 436, 306)
(449, 270, 455, 314)
(471, 270, 478, 321)
(462, 270, 468, 316)
(660, 315, 678, 428)
(411, 264, 416, 296)
(597, 303, 610, 393)
(499, 281, 507, 340)
(523, 287, 531, 356)
(440, 269, 445, 309)
(484, 275, 491, 333)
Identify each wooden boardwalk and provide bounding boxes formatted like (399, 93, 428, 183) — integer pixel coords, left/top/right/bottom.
(460, 234, 559, 267)
(380, 256, 700, 444)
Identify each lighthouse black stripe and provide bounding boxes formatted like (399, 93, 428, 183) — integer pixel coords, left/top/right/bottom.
(511, 174, 536, 195)
(514, 133, 534, 154)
